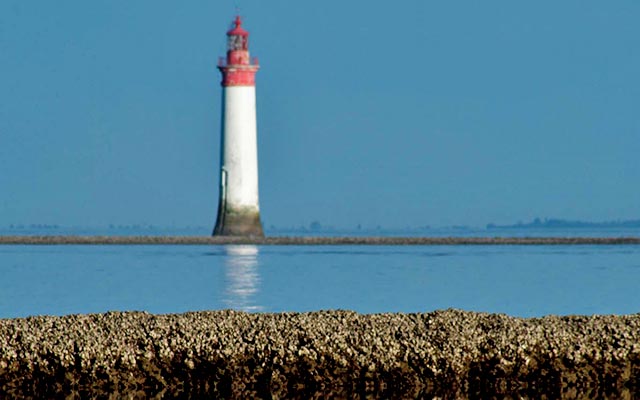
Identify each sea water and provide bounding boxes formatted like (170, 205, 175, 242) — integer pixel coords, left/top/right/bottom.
(1, 238, 639, 319)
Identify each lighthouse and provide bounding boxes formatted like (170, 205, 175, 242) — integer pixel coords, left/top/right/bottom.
(213, 16, 264, 237)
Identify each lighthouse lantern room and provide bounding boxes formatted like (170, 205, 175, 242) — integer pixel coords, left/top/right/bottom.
(213, 16, 264, 237)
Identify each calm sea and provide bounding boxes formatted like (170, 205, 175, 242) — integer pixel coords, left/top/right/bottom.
(1, 227, 639, 319)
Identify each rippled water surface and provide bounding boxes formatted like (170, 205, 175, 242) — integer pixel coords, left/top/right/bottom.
(1, 243, 640, 319)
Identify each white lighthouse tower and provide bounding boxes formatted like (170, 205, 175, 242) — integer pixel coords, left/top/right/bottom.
(213, 16, 264, 237)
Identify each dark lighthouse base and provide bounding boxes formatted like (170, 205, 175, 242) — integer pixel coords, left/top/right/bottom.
(213, 205, 264, 237)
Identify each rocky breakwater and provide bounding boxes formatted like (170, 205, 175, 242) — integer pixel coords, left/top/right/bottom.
(1, 310, 639, 398)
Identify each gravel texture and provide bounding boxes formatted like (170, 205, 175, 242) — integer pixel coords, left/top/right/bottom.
(1, 235, 639, 245)
(1, 310, 639, 398)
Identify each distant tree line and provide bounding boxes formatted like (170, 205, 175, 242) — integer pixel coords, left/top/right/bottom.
(487, 218, 640, 229)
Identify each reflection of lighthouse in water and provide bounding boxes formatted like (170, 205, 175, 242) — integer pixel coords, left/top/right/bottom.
(223, 245, 262, 312)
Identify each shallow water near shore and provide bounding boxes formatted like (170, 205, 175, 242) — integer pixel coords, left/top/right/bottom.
(1, 242, 639, 319)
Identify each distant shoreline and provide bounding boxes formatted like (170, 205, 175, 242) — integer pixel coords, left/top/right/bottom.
(0, 235, 639, 245)
(487, 217, 640, 230)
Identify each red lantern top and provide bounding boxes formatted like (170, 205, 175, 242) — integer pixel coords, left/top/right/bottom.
(218, 16, 259, 87)
(227, 16, 249, 37)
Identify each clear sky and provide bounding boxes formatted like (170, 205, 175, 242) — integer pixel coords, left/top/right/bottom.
(0, 1, 638, 230)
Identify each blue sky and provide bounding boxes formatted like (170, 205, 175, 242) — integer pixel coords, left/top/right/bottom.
(0, 1, 638, 230)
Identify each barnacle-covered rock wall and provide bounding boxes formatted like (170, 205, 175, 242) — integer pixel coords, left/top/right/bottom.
(1, 310, 639, 398)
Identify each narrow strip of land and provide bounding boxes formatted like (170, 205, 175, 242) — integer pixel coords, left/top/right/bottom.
(0, 235, 639, 245)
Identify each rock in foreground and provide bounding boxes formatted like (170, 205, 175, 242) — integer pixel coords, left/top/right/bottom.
(1, 310, 639, 398)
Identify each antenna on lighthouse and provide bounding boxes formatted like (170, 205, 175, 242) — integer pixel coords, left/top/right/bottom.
(232, 0, 241, 18)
